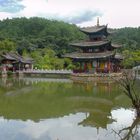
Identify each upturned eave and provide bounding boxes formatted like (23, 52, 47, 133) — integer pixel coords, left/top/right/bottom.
(64, 51, 115, 59)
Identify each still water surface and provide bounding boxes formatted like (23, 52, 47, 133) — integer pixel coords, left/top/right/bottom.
(0, 77, 140, 140)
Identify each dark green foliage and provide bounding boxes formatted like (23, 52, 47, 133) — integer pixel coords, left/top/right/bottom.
(0, 17, 85, 55)
(0, 17, 86, 69)
(109, 27, 140, 68)
(110, 27, 140, 51)
(0, 17, 140, 69)
(0, 38, 16, 52)
(121, 50, 140, 68)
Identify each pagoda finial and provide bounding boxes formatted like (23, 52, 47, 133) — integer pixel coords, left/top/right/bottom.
(97, 17, 99, 27)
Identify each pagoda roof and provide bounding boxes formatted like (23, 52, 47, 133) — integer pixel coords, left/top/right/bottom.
(64, 51, 115, 59)
(79, 112, 114, 129)
(80, 25, 108, 34)
(70, 40, 110, 47)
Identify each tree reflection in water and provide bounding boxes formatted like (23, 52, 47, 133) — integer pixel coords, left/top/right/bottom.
(113, 117, 140, 140)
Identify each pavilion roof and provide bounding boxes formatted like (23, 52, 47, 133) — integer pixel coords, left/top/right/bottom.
(80, 25, 108, 34)
(1, 53, 17, 61)
(64, 51, 115, 59)
(70, 40, 110, 47)
(1, 52, 33, 64)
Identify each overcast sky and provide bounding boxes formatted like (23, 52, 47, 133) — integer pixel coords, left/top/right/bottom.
(0, 0, 139, 28)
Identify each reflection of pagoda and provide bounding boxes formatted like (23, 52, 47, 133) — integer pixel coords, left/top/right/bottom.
(64, 18, 122, 73)
(79, 111, 114, 129)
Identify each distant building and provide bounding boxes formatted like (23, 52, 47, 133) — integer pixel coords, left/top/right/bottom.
(64, 18, 123, 73)
(0, 52, 33, 71)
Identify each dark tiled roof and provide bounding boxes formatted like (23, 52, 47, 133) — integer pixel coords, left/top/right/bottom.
(9, 53, 23, 62)
(21, 57, 34, 64)
(2, 53, 17, 61)
(80, 25, 107, 34)
(70, 40, 110, 47)
(64, 51, 115, 59)
(1, 53, 33, 64)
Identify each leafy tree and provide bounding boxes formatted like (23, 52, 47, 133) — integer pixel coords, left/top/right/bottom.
(122, 50, 140, 68)
(0, 39, 16, 52)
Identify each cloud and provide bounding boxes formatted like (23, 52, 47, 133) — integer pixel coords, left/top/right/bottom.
(45, 10, 102, 25)
(0, 0, 25, 13)
(0, 0, 139, 28)
(63, 10, 102, 24)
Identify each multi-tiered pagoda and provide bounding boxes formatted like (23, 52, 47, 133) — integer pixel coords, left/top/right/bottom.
(65, 18, 122, 73)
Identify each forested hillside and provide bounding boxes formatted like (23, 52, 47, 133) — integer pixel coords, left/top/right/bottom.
(111, 27, 140, 50)
(0, 17, 140, 69)
(111, 27, 140, 68)
(0, 17, 85, 55)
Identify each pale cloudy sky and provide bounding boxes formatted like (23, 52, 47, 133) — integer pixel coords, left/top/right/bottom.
(0, 0, 139, 28)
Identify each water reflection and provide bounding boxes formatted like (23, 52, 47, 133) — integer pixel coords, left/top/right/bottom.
(0, 77, 72, 87)
(111, 109, 140, 140)
(0, 77, 139, 139)
(0, 109, 139, 140)
(114, 117, 140, 140)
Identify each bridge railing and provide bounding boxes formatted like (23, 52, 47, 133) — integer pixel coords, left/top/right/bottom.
(22, 69, 73, 74)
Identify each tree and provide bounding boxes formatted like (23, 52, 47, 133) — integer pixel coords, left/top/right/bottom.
(118, 71, 140, 117)
(0, 39, 16, 52)
(122, 50, 140, 68)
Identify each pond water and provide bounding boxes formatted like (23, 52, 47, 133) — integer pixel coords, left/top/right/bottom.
(0, 77, 140, 140)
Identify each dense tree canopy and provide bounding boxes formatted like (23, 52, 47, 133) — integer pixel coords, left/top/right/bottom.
(110, 27, 140, 51)
(0, 17, 140, 69)
(0, 17, 85, 55)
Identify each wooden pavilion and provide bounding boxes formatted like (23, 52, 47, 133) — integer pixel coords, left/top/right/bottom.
(0, 52, 33, 71)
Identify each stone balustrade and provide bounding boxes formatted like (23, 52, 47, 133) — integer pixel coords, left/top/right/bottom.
(22, 69, 73, 74)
